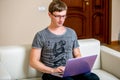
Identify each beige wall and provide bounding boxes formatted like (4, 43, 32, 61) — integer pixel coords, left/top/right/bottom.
(112, 0, 120, 41)
(0, 0, 51, 45)
(0, 0, 120, 46)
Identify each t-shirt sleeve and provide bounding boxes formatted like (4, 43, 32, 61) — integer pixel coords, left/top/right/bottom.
(73, 31, 79, 48)
(32, 32, 43, 48)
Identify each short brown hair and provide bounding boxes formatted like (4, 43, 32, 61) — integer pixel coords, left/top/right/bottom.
(48, 0, 67, 14)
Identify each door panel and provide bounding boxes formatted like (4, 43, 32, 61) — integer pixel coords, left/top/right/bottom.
(61, 0, 110, 43)
(91, 0, 106, 42)
(62, 0, 90, 39)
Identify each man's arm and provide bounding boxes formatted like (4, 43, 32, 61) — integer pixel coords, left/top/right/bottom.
(73, 47, 81, 58)
(29, 48, 64, 74)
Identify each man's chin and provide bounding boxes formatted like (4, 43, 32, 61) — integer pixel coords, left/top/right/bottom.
(57, 24, 63, 27)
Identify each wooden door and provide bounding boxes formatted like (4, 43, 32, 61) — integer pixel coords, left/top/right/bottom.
(61, 0, 111, 44)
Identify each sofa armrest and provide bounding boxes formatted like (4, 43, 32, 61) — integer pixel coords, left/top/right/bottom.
(0, 63, 11, 79)
(100, 46, 120, 79)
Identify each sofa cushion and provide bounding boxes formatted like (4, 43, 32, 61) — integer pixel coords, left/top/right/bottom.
(78, 39, 100, 69)
(0, 46, 29, 79)
(0, 63, 11, 79)
(18, 77, 41, 80)
(92, 69, 119, 80)
(100, 46, 120, 79)
(0, 45, 41, 79)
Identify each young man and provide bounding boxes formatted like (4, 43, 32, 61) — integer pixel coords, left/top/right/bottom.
(30, 0, 99, 80)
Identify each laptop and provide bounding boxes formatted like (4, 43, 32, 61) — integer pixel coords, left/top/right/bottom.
(51, 54, 97, 77)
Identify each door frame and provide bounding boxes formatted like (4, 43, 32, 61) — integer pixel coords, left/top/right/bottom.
(108, 0, 112, 44)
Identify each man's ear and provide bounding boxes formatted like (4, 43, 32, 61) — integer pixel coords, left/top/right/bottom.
(48, 12, 51, 17)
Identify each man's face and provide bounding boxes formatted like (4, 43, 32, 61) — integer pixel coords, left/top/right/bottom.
(49, 10, 67, 27)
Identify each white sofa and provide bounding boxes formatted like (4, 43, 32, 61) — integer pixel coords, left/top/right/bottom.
(0, 39, 120, 80)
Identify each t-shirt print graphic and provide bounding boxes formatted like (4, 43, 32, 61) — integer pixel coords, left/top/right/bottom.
(53, 40, 66, 66)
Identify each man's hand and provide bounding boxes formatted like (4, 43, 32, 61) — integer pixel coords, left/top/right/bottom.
(52, 66, 65, 74)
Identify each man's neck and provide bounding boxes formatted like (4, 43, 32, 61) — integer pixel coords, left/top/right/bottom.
(48, 25, 66, 35)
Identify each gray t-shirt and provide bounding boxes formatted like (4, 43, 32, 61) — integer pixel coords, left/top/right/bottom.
(32, 27, 79, 68)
